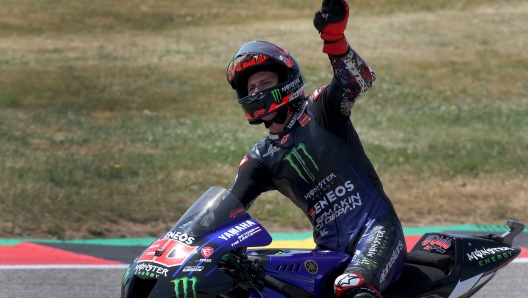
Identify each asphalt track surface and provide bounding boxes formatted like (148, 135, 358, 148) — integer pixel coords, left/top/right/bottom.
(0, 263, 526, 298)
(1, 229, 527, 298)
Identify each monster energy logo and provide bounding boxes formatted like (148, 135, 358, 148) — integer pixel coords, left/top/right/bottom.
(171, 276, 197, 298)
(284, 143, 319, 183)
(360, 257, 378, 268)
(122, 267, 130, 283)
(271, 89, 281, 103)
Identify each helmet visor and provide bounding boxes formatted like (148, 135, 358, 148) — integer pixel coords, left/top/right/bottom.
(239, 80, 306, 123)
(239, 87, 287, 122)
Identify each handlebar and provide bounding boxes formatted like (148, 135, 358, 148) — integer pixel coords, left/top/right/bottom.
(263, 274, 290, 297)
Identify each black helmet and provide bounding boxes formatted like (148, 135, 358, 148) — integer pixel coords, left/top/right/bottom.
(226, 41, 306, 124)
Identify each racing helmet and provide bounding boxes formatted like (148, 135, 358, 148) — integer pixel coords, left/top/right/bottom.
(226, 41, 306, 124)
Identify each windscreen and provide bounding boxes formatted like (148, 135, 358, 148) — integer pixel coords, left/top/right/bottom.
(170, 186, 247, 237)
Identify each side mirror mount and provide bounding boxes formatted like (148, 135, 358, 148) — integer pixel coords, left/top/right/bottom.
(500, 220, 525, 245)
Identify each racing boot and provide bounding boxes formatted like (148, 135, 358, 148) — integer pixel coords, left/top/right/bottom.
(334, 272, 382, 298)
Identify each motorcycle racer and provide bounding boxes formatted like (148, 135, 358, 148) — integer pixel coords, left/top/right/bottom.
(225, 1, 406, 297)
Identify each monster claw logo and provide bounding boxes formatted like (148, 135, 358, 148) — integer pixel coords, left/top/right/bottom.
(171, 276, 197, 298)
(271, 89, 281, 103)
(122, 267, 130, 283)
(360, 257, 378, 268)
(283, 143, 319, 183)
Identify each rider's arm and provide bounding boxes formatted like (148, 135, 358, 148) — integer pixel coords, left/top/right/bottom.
(312, 0, 376, 120)
(322, 46, 376, 118)
(229, 155, 276, 209)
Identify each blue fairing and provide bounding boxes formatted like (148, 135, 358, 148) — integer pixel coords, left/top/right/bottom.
(248, 248, 351, 297)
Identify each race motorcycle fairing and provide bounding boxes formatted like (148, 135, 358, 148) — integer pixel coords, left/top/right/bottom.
(121, 186, 524, 298)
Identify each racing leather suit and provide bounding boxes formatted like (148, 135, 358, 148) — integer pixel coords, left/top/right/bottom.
(230, 45, 407, 292)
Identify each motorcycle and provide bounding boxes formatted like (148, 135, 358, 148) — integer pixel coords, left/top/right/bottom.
(121, 186, 524, 298)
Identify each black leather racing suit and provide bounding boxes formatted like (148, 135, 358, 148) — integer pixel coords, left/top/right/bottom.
(230, 45, 406, 291)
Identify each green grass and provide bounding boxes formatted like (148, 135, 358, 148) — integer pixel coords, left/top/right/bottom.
(0, 0, 527, 239)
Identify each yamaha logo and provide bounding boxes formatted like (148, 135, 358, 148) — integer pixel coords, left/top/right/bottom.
(304, 260, 318, 274)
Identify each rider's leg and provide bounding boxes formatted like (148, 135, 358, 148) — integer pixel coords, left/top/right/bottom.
(334, 270, 382, 298)
(334, 214, 407, 298)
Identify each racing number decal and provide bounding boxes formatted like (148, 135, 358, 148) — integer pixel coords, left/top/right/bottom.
(138, 239, 197, 267)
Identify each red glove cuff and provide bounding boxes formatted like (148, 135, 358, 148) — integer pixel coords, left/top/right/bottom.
(322, 37, 349, 56)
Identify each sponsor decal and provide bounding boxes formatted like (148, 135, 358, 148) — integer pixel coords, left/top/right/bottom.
(365, 228, 390, 258)
(310, 180, 361, 231)
(138, 239, 197, 267)
(476, 252, 514, 267)
(286, 111, 302, 129)
(283, 143, 318, 183)
(238, 155, 248, 169)
(304, 173, 337, 200)
(380, 240, 404, 283)
(308, 208, 316, 219)
(281, 78, 301, 93)
(230, 226, 262, 247)
(298, 113, 310, 127)
(238, 227, 261, 241)
(254, 108, 266, 118)
(466, 246, 515, 266)
(343, 52, 369, 97)
(218, 220, 257, 240)
(422, 234, 452, 253)
(323, 180, 355, 202)
(268, 134, 280, 140)
(318, 228, 329, 237)
(122, 267, 130, 283)
(201, 247, 214, 258)
(263, 144, 280, 157)
(290, 84, 306, 100)
(340, 99, 354, 115)
(304, 260, 318, 274)
(164, 231, 195, 245)
(285, 100, 308, 130)
(183, 266, 204, 272)
(360, 257, 378, 268)
(278, 134, 291, 146)
(229, 207, 245, 219)
(134, 263, 169, 278)
(313, 190, 361, 231)
(171, 276, 197, 298)
(197, 259, 212, 263)
(271, 89, 281, 103)
(135, 270, 164, 278)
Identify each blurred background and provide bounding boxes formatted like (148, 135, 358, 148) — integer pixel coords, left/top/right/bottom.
(0, 0, 527, 240)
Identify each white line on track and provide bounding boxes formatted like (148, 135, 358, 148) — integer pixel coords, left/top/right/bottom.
(513, 258, 528, 263)
(0, 264, 130, 269)
(0, 259, 527, 269)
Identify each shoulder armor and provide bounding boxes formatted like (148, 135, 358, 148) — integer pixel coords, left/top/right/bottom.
(311, 86, 327, 101)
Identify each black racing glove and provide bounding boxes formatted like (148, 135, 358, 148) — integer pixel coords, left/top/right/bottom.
(218, 251, 245, 280)
(313, 0, 350, 55)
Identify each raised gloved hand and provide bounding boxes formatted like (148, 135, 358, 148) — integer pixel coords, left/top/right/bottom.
(313, 0, 350, 55)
